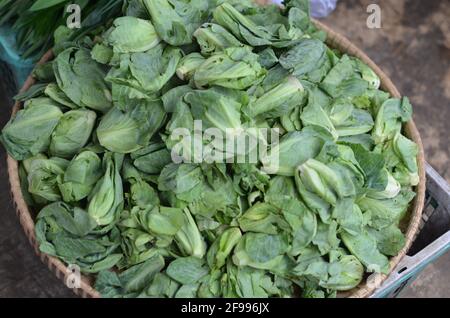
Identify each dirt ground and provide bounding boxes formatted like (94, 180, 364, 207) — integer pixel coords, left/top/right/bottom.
(0, 0, 448, 298)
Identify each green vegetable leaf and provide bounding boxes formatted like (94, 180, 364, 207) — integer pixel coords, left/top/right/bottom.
(167, 257, 209, 285)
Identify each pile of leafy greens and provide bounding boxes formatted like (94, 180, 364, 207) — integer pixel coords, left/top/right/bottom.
(1, 0, 419, 298)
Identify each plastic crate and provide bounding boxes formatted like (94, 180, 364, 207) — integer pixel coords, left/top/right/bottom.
(371, 163, 450, 298)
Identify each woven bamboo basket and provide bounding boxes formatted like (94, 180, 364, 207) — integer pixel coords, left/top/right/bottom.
(6, 7, 426, 298)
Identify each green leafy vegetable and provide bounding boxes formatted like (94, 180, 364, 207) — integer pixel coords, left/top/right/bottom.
(88, 153, 124, 226)
(50, 109, 97, 158)
(97, 100, 166, 153)
(28, 157, 69, 202)
(143, 0, 210, 46)
(341, 230, 390, 274)
(166, 257, 209, 285)
(54, 48, 112, 113)
(58, 151, 103, 203)
(193, 47, 265, 89)
(1, 98, 63, 160)
(0, 0, 123, 61)
(106, 16, 160, 53)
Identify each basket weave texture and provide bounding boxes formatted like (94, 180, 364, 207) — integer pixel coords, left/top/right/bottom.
(6, 16, 426, 298)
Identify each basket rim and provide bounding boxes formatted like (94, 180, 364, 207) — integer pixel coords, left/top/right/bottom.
(6, 20, 426, 299)
(313, 19, 426, 297)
